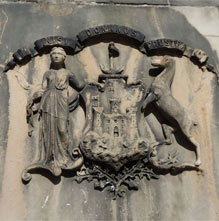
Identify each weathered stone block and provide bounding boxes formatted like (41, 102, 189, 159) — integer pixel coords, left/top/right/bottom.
(0, 2, 218, 221)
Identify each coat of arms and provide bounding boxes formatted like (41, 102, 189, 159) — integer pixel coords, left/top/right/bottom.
(5, 25, 215, 198)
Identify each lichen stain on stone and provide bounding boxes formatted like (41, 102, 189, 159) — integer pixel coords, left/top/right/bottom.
(190, 69, 219, 218)
(150, 8, 165, 38)
(0, 69, 28, 220)
(125, 48, 143, 84)
(76, 47, 100, 83)
(0, 64, 4, 85)
(170, 57, 218, 189)
(0, 9, 8, 44)
(40, 3, 73, 17)
(32, 54, 50, 85)
(197, 73, 219, 216)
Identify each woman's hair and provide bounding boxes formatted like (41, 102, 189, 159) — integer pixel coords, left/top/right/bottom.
(50, 47, 67, 58)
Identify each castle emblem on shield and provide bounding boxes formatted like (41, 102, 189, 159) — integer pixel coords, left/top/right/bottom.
(80, 49, 149, 171)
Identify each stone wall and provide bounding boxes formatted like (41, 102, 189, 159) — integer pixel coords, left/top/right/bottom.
(0, 1, 218, 220)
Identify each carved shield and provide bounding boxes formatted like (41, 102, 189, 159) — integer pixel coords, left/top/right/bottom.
(80, 74, 150, 171)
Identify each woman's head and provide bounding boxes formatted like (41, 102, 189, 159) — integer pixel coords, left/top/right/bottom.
(50, 47, 66, 65)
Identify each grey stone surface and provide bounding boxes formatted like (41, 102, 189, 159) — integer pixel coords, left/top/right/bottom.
(1, 0, 219, 6)
(0, 2, 218, 221)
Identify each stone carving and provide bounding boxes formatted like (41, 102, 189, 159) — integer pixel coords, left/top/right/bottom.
(191, 48, 208, 64)
(77, 24, 145, 47)
(20, 42, 203, 197)
(142, 56, 201, 166)
(4, 25, 218, 80)
(75, 50, 201, 197)
(22, 47, 84, 181)
(80, 43, 158, 171)
(9, 26, 212, 197)
(144, 39, 186, 54)
(34, 36, 77, 53)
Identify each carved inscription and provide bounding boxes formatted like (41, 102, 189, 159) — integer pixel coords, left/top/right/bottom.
(77, 24, 145, 45)
(145, 39, 186, 53)
(4, 25, 218, 81)
(34, 36, 77, 52)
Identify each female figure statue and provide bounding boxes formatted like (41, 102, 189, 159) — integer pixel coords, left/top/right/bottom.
(22, 47, 85, 181)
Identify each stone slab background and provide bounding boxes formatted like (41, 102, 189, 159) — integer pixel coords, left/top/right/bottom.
(0, 1, 218, 221)
(1, 0, 219, 6)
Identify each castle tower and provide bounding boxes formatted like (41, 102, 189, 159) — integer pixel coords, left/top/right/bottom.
(93, 107, 104, 134)
(109, 98, 121, 114)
